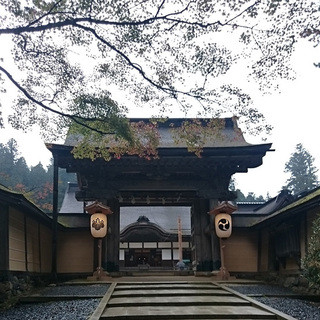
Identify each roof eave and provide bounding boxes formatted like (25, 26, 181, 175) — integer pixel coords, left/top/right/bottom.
(251, 188, 320, 228)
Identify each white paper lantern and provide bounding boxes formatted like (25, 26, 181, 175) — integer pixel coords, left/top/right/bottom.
(215, 213, 232, 238)
(90, 213, 107, 238)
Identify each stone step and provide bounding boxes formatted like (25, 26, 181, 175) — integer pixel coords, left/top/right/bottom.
(112, 289, 231, 297)
(101, 305, 277, 319)
(108, 295, 250, 307)
(114, 283, 217, 290)
(90, 282, 292, 320)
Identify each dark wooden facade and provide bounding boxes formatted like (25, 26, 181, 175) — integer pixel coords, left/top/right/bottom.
(1, 184, 320, 278)
(47, 118, 272, 272)
(0, 185, 53, 279)
(252, 188, 320, 274)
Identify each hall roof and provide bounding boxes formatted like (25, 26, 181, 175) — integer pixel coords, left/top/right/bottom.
(251, 187, 320, 228)
(232, 190, 294, 227)
(120, 215, 190, 242)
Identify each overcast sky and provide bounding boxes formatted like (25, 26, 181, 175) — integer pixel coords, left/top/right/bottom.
(1, 37, 319, 199)
(233, 40, 320, 197)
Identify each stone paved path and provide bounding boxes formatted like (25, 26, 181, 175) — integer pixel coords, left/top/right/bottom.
(90, 281, 296, 320)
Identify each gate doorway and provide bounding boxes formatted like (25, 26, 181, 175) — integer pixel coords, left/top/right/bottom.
(119, 206, 192, 270)
(48, 117, 272, 273)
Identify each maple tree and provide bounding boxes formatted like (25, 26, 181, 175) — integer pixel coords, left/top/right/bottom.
(0, 1, 319, 158)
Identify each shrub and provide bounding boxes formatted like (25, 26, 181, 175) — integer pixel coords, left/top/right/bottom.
(303, 214, 320, 287)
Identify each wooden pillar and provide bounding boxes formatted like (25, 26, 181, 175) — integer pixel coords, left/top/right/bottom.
(0, 204, 9, 277)
(209, 199, 221, 270)
(178, 216, 183, 262)
(192, 198, 212, 271)
(51, 154, 59, 279)
(102, 199, 120, 272)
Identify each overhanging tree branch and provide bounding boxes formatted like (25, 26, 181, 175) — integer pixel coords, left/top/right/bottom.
(0, 0, 312, 143)
(0, 1, 263, 36)
(73, 22, 206, 101)
(0, 65, 114, 135)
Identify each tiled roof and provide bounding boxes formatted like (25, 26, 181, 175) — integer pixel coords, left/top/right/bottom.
(251, 187, 320, 227)
(60, 183, 84, 213)
(0, 183, 19, 193)
(64, 118, 251, 148)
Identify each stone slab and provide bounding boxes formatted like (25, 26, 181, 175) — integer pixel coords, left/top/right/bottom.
(112, 289, 230, 296)
(115, 283, 217, 289)
(102, 305, 275, 318)
(108, 295, 249, 306)
(90, 281, 293, 320)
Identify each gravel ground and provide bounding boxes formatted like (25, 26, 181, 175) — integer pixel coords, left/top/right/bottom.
(40, 284, 109, 296)
(227, 284, 297, 296)
(228, 284, 320, 320)
(0, 298, 101, 320)
(255, 297, 320, 320)
(1, 283, 319, 319)
(0, 284, 110, 320)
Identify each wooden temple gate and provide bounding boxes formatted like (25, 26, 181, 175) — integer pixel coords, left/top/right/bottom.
(47, 118, 271, 273)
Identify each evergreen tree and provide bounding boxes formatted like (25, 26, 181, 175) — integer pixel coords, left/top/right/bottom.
(0, 139, 75, 212)
(230, 177, 265, 202)
(244, 192, 265, 202)
(12, 157, 30, 187)
(234, 189, 246, 202)
(29, 163, 48, 188)
(284, 144, 319, 195)
(0, 139, 24, 187)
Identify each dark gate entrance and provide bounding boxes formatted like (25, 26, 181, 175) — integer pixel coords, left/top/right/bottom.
(48, 118, 271, 273)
